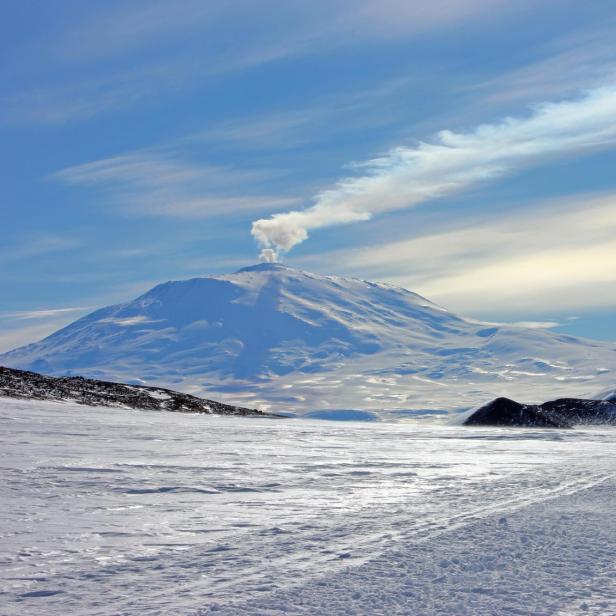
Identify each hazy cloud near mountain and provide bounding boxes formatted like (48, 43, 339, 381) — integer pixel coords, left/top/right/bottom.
(296, 193, 616, 314)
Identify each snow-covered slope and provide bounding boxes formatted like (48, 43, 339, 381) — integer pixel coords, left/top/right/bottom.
(2, 263, 615, 414)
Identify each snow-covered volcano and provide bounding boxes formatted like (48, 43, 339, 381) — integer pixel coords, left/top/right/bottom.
(2, 263, 615, 415)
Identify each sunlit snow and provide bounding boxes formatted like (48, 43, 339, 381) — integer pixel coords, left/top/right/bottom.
(2, 399, 615, 615)
(2, 264, 615, 416)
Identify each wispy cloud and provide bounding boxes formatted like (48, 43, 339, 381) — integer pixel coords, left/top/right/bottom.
(54, 0, 533, 64)
(297, 193, 616, 314)
(0, 307, 90, 353)
(0, 323, 63, 354)
(198, 77, 413, 150)
(326, 0, 537, 39)
(3, 0, 549, 125)
(51, 151, 300, 219)
(1, 4, 302, 126)
(1, 307, 89, 321)
(469, 24, 616, 106)
(54, 1, 224, 62)
(0, 64, 180, 125)
(252, 84, 616, 260)
(198, 110, 321, 149)
(0, 234, 82, 264)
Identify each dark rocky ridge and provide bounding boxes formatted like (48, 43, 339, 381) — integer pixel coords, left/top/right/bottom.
(464, 396, 616, 428)
(0, 366, 278, 417)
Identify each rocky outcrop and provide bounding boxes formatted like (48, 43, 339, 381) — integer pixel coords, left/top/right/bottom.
(0, 366, 278, 417)
(464, 395, 616, 428)
(539, 398, 616, 424)
(463, 397, 570, 428)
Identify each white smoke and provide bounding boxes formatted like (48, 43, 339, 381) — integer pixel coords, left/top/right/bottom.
(259, 248, 278, 263)
(251, 84, 616, 256)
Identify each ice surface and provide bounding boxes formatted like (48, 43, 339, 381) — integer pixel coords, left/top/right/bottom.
(1, 398, 615, 615)
(2, 265, 615, 415)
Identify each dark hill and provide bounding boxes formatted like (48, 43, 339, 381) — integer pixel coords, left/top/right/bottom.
(465, 395, 616, 428)
(0, 366, 278, 417)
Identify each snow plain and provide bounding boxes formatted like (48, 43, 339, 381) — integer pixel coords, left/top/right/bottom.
(1, 399, 615, 615)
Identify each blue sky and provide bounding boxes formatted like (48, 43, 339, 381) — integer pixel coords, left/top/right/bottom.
(2, 0, 616, 351)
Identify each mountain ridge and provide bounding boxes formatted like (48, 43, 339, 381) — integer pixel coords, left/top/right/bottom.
(2, 264, 615, 415)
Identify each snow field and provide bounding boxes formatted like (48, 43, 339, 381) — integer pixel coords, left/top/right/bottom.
(1, 398, 615, 615)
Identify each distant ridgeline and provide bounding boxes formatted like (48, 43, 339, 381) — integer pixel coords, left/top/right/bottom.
(2, 262, 616, 416)
(464, 396, 616, 428)
(0, 366, 278, 418)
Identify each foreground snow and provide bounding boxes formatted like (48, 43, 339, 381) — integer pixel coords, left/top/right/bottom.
(1, 399, 615, 615)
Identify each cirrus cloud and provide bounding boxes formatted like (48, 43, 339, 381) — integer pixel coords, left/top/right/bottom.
(294, 193, 616, 315)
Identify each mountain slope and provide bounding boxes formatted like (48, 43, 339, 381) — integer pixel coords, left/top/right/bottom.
(2, 263, 615, 415)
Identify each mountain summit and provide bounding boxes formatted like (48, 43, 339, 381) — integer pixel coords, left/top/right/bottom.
(2, 265, 615, 415)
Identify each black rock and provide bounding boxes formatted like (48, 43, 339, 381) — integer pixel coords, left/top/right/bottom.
(464, 395, 616, 428)
(0, 366, 280, 418)
(463, 397, 571, 428)
(539, 398, 616, 425)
